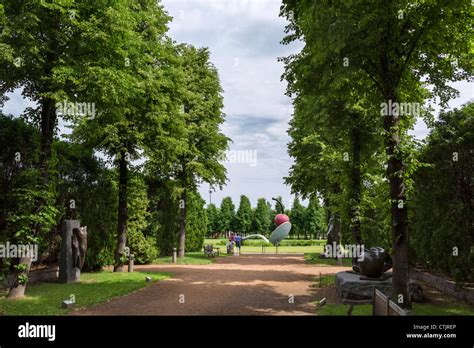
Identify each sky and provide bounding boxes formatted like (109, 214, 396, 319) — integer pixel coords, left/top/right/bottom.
(1, 0, 472, 209)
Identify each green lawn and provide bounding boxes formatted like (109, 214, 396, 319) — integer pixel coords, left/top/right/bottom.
(153, 251, 226, 265)
(0, 270, 170, 315)
(204, 238, 324, 254)
(314, 275, 474, 316)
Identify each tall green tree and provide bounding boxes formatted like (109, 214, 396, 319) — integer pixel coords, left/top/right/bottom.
(173, 44, 229, 257)
(205, 203, 220, 237)
(219, 197, 235, 234)
(252, 198, 272, 236)
(411, 102, 473, 282)
(235, 195, 252, 234)
(304, 197, 325, 240)
(289, 197, 306, 239)
(70, 0, 174, 271)
(185, 191, 208, 252)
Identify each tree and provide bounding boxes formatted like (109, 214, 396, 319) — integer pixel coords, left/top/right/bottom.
(126, 174, 157, 264)
(235, 195, 252, 235)
(152, 177, 180, 257)
(252, 198, 271, 236)
(411, 102, 473, 282)
(205, 203, 220, 237)
(304, 197, 325, 240)
(219, 197, 235, 234)
(281, 0, 472, 308)
(184, 191, 208, 252)
(172, 44, 229, 257)
(289, 197, 306, 239)
(0, 0, 90, 298)
(0, 114, 59, 294)
(69, 0, 174, 271)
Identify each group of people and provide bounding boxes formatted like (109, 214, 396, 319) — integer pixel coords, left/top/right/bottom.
(226, 232, 242, 255)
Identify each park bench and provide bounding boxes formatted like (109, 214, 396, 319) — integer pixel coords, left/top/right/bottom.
(343, 288, 409, 316)
(203, 244, 220, 258)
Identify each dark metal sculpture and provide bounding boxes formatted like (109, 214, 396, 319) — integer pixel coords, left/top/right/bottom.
(352, 247, 392, 278)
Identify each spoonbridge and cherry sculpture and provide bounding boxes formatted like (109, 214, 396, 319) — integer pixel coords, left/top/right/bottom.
(242, 197, 292, 246)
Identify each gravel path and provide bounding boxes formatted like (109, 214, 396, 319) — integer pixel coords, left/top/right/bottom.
(73, 254, 349, 316)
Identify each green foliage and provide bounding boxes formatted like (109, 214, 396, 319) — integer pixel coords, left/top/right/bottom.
(411, 103, 474, 282)
(153, 251, 218, 265)
(205, 203, 220, 236)
(54, 140, 117, 270)
(184, 191, 208, 252)
(241, 239, 326, 247)
(7, 171, 58, 245)
(153, 178, 180, 257)
(235, 195, 252, 234)
(252, 198, 272, 236)
(126, 175, 157, 264)
(304, 197, 326, 239)
(289, 196, 306, 238)
(219, 197, 235, 232)
(152, 179, 207, 255)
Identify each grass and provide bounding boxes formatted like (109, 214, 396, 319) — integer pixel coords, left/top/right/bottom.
(153, 251, 226, 265)
(0, 270, 170, 315)
(313, 275, 474, 316)
(304, 253, 353, 267)
(314, 274, 337, 287)
(204, 239, 324, 254)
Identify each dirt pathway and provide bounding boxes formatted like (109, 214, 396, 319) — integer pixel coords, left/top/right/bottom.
(73, 254, 349, 315)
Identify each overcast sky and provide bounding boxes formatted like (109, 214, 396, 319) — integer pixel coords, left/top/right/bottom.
(2, 0, 472, 209)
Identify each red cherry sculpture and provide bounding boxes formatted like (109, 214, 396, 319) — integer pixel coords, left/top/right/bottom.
(274, 214, 290, 226)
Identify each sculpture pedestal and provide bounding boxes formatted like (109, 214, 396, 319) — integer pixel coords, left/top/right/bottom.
(335, 271, 423, 302)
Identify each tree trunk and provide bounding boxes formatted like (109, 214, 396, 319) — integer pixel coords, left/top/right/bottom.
(333, 213, 343, 266)
(114, 151, 128, 272)
(349, 120, 363, 245)
(39, 98, 56, 183)
(178, 189, 187, 258)
(384, 95, 411, 309)
(7, 257, 32, 299)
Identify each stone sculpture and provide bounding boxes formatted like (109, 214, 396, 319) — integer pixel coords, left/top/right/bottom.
(59, 220, 87, 283)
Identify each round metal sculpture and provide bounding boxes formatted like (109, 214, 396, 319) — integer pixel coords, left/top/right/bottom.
(352, 247, 392, 278)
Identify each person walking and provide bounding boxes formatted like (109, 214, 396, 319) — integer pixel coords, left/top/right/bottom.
(235, 234, 242, 255)
(228, 233, 235, 254)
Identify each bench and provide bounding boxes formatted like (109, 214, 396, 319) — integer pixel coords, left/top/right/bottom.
(203, 245, 220, 258)
(343, 288, 409, 316)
